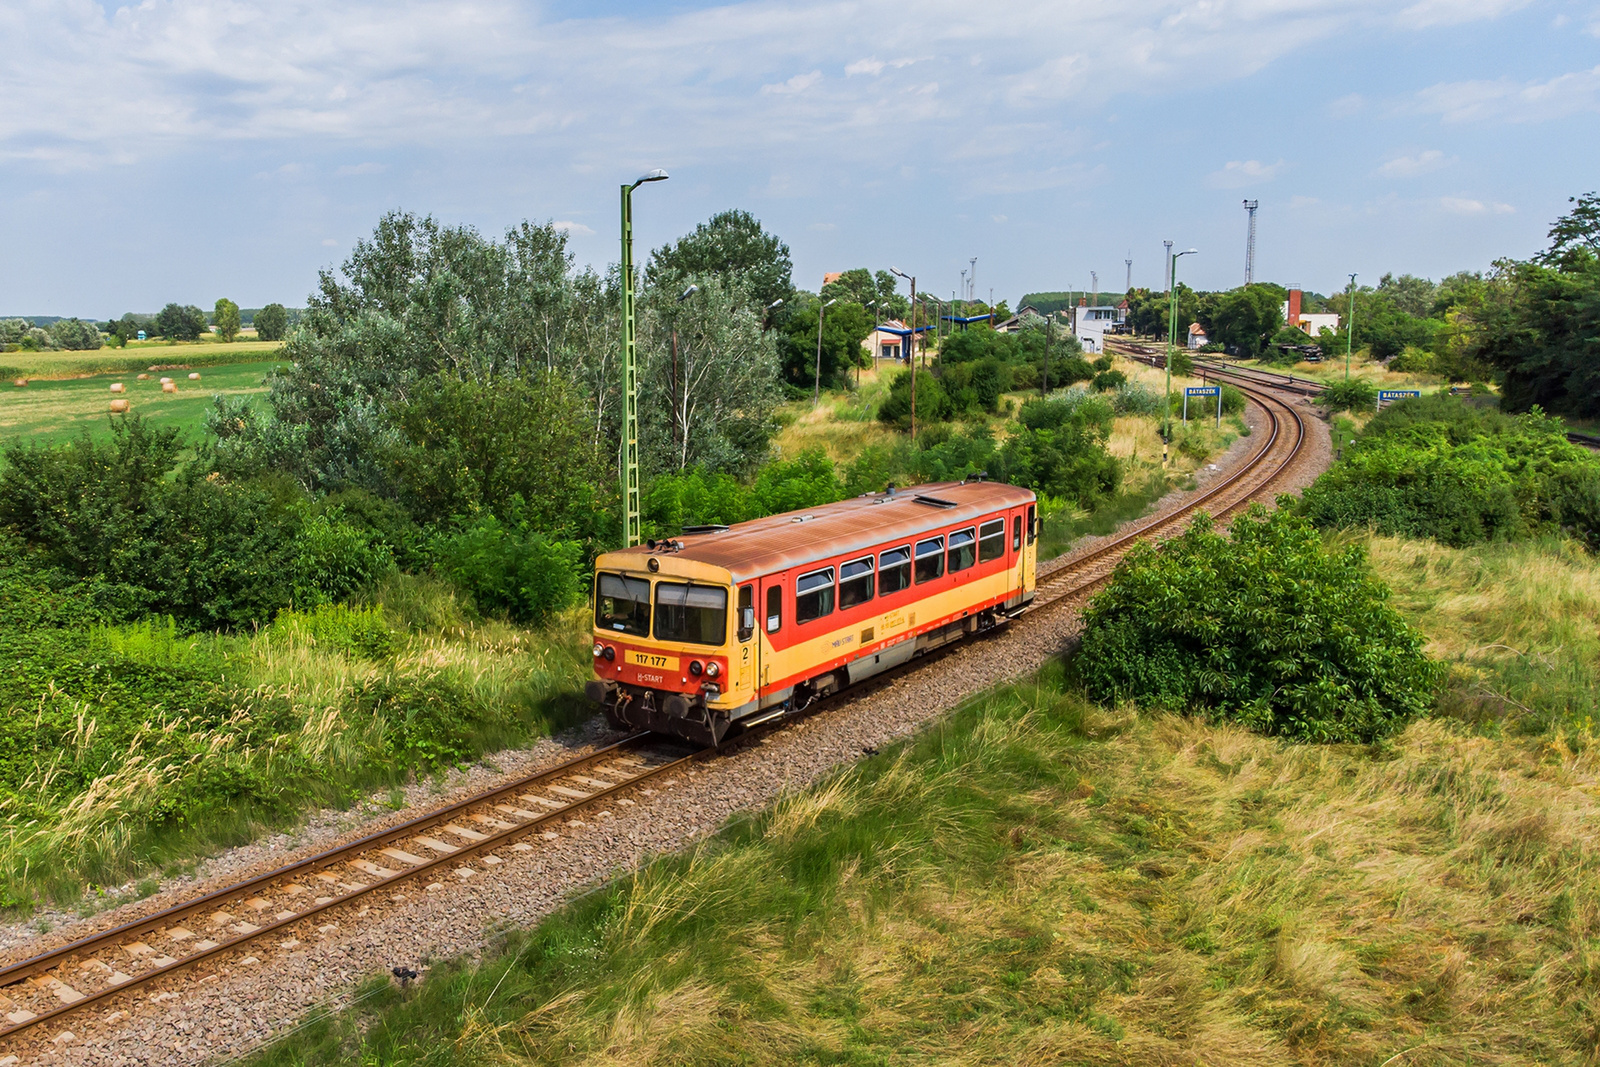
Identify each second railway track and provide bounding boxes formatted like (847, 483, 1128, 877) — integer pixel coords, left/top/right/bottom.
(0, 371, 1318, 1059)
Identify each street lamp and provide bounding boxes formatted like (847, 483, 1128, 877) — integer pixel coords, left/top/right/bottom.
(1164, 247, 1198, 460)
(891, 267, 918, 443)
(814, 298, 837, 405)
(1345, 272, 1358, 381)
(619, 168, 668, 548)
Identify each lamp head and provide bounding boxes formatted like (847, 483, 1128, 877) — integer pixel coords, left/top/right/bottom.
(677, 284, 699, 303)
(631, 169, 669, 189)
(766, 298, 784, 310)
(890, 266, 910, 280)
(1177, 248, 1198, 257)
(823, 298, 837, 309)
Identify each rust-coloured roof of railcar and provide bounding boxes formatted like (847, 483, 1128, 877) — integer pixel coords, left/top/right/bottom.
(611, 481, 1036, 583)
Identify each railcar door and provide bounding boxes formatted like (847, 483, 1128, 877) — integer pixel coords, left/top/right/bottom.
(1023, 503, 1038, 591)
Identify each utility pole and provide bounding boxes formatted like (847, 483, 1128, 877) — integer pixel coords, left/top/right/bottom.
(1090, 270, 1098, 306)
(1243, 200, 1259, 286)
(1125, 253, 1132, 294)
(959, 269, 967, 311)
(813, 298, 836, 405)
(619, 168, 668, 548)
(892, 267, 918, 442)
(969, 257, 978, 302)
(1163, 240, 1173, 297)
(1346, 273, 1358, 380)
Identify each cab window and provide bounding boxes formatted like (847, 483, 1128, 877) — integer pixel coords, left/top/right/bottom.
(1012, 515, 1022, 551)
(879, 546, 911, 595)
(948, 528, 977, 573)
(979, 519, 1006, 563)
(914, 536, 945, 583)
(1027, 504, 1037, 545)
(738, 585, 755, 639)
(766, 585, 782, 633)
(596, 573, 650, 636)
(796, 567, 836, 624)
(839, 556, 875, 609)
(653, 582, 728, 646)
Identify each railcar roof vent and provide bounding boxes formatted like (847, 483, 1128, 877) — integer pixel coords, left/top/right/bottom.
(913, 494, 958, 509)
(790, 514, 815, 523)
(681, 524, 730, 535)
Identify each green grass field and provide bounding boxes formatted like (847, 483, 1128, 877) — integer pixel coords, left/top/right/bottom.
(0, 339, 284, 384)
(0, 358, 286, 447)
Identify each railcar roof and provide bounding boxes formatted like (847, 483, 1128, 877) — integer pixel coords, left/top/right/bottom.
(610, 480, 1035, 583)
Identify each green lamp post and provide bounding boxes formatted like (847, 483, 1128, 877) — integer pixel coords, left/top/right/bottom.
(620, 168, 669, 549)
(1164, 247, 1198, 461)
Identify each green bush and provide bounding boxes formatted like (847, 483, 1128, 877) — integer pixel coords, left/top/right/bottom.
(1319, 378, 1378, 412)
(1299, 394, 1600, 548)
(433, 512, 582, 624)
(290, 512, 396, 609)
(1073, 508, 1439, 743)
(1090, 369, 1126, 392)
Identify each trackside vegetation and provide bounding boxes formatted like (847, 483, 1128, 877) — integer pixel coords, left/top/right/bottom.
(1299, 394, 1600, 549)
(249, 656, 1600, 1067)
(1072, 507, 1440, 743)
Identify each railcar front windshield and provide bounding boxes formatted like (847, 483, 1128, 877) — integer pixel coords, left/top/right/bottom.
(654, 582, 729, 646)
(596, 573, 651, 636)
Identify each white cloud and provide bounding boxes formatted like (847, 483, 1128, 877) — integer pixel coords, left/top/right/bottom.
(334, 161, 385, 177)
(1328, 93, 1365, 119)
(992, 214, 1008, 224)
(1209, 159, 1285, 188)
(1440, 196, 1515, 215)
(1395, 0, 1530, 29)
(551, 220, 595, 236)
(1375, 149, 1453, 178)
(321, 237, 339, 246)
(761, 71, 822, 95)
(1412, 65, 1600, 123)
(808, 222, 836, 231)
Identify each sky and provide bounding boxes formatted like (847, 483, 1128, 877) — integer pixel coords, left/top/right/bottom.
(2, 0, 1597, 316)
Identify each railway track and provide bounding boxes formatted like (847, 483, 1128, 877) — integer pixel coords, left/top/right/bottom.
(0, 371, 1315, 1058)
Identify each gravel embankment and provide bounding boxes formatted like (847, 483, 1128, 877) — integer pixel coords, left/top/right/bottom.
(3, 388, 1331, 1067)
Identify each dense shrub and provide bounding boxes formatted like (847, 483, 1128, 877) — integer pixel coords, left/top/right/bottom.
(1090, 369, 1126, 392)
(432, 512, 582, 624)
(1300, 394, 1600, 548)
(1110, 381, 1162, 415)
(253, 303, 290, 342)
(272, 603, 396, 660)
(1073, 508, 1439, 743)
(1318, 378, 1377, 412)
(46, 318, 103, 351)
(0, 418, 395, 628)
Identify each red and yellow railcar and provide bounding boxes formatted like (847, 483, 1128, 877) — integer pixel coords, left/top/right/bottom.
(586, 481, 1038, 744)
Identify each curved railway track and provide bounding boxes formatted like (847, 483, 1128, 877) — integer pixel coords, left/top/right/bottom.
(0, 372, 1314, 1056)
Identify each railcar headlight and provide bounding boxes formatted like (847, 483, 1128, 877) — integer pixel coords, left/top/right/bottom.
(689, 660, 703, 676)
(603, 645, 616, 661)
(592, 642, 604, 657)
(705, 661, 720, 678)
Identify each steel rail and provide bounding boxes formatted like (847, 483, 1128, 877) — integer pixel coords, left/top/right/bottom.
(0, 372, 1313, 1050)
(0, 733, 697, 1042)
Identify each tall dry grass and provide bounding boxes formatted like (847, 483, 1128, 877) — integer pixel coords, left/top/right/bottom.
(250, 658, 1600, 1066)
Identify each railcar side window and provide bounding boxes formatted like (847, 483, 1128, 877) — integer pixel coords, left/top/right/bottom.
(879, 546, 911, 595)
(948, 528, 977, 573)
(766, 585, 782, 633)
(914, 536, 945, 584)
(596, 573, 650, 636)
(795, 567, 836, 624)
(1013, 515, 1022, 551)
(654, 583, 728, 646)
(979, 519, 1006, 563)
(839, 556, 875, 609)
(1027, 503, 1037, 545)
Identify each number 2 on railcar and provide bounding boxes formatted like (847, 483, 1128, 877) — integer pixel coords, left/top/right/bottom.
(585, 481, 1039, 745)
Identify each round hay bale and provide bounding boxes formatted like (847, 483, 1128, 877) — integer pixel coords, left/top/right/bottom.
(137, 373, 150, 380)
(12, 379, 25, 388)
(161, 381, 177, 393)
(159, 377, 172, 384)
(109, 398, 129, 413)
(110, 382, 125, 393)
(188, 372, 201, 380)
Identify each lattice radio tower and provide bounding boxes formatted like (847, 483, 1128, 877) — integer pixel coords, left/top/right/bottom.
(1243, 200, 1259, 286)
